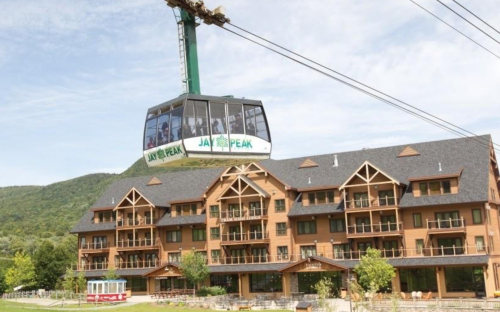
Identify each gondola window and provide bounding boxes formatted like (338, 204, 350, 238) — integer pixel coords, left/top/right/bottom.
(209, 102, 227, 135)
(228, 104, 245, 134)
(144, 118, 157, 150)
(157, 113, 171, 145)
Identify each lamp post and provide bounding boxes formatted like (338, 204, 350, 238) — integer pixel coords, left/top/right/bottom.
(347, 272, 356, 312)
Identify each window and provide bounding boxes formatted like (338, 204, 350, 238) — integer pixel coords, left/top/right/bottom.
(276, 223, 287, 236)
(244, 105, 269, 141)
(80, 236, 87, 249)
(228, 104, 244, 134)
(416, 239, 424, 255)
(170, 107, 183, 142)
(249, 273, 282, 292)
(445, 267, 485, 292)
(211, 274, 239, 293)
(190, 204, 197, 215)
(442, 180, 451, 194)
(126, 277, 147, 292)
(355, 217, 371, 233)
(210, 102, 228, 135)
(419, 183, 428, 196)
(210, 227, 220, 240)
(378, 190, 395, 206)
(230, 249, 246, 264)
(308, 193, 315, 205)
(327, 191, 335, 203)
(275, 199, 286, 212)
(192, 229, 206, 241)
(435, 211, 460, 228)
(400, 268, 438, 292)
(98, 211, 112, 223)
(333, 244, 350, 259)
(297, 221, 317, 235)
(210, 205, 219, 218)
(475, 236, 485, 252)
(93, 236, 107, 249)
(175, 205, 182, 216)
(381, 215, 396, 231)
(300, 245, 317, 259)
(252, 248, 268, 263)
(437, 237, 463, 255)
(472, 209, 482, 224)
(429, 181, 441, 195)
(144, 118, 158, 150)
(316, 192, 326, 204)
(184, 100, 209, 138)
(168, 252, 181, 262)
(250, 224, 263, 239)
(419, 180, 453, 196)
(277, 246, 288, 260)
(249, 202, 262, 216)
(157, 113, 171, 145)
(330, 219, 345, 233)
(357, 242, 372, 254)
(354, 192, 369, 208)
(167, 230, 182, 243)
(211, 250, 221, 263)
(413, 213, 422, 228)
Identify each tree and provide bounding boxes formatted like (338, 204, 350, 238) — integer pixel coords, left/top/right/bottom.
(33, 241, 57, 290)
(62, 268, 75, 292)
(354, 248, 395, 293)
(313, 277, 337, 312)
(104, 268, 120, 280)
(5, 252, 36, 291)
(76, 272, 86, 294)
(179, 251, 210, 295)
(0, 270, 7, 294)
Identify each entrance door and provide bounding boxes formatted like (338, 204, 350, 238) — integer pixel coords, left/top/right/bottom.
(229, 226, 241, 241)
(250, 224, 263, 239)
(354, 193, 369, 208)
(356, 217, 371, 233)
(298, 272, 342, 294)
(381, 215, 396, 231)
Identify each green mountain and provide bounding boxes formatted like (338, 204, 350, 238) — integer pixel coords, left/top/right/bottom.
(0, 158, 187, 243)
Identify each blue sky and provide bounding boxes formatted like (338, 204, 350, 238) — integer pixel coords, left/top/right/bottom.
(1, 0, 499, 186)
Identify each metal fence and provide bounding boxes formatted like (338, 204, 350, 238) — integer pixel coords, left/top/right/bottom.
(373, 298, 500, 310)
(1, 290, 84, 300)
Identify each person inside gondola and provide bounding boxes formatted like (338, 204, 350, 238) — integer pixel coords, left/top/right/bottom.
(212, 120, 221, 134)
(232, 113, 244, 134)
(147, 136, 156, 149)
(161, 122, 170, 144)
(182, 122, 193, 138)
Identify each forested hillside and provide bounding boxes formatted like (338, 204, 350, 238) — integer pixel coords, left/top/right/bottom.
(0, 158, 189, 258)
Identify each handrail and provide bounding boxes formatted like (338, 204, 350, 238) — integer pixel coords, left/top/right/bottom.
(117, 238, 159, 248)
(81, 242, 112, 250)
(426, 217, 465, 229)
(347, 222, 403, 234)
(345, 196, 399, 209)
(220, 231, 270, 242)
(220, 208, 268, 219)
(116, 217, 157, 227)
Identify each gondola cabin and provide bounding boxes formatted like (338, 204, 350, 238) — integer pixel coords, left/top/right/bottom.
(144, 94, 272, 167)
(87, 280, 127, 303)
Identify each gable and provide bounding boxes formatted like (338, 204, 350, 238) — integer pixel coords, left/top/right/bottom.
(398, 146, 420, 157)
(147, 177, 162, 186)
(299, 158, 319, 168)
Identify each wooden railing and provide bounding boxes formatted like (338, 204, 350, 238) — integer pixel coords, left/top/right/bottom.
(347, 222, 403, 235)
(427, 217, 465, 230)
(116, 217, 157, 227)
(116, 238, 160, 248)
(220, 231, 270, 242)
(81, 241, 113, 250)
(220, 208, 268, 221)
(115, 259, 159, 269)
(345, 196, 399, 209)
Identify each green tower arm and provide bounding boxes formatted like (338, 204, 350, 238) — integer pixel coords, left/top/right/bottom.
(181, 9, 201, 95)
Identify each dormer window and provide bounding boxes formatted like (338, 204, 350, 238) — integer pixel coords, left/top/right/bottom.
(307, 190, 335, 206)
(419, 180, 452, 196)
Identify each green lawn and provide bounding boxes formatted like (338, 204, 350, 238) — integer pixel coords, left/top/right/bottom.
(0, 301, 291, 312)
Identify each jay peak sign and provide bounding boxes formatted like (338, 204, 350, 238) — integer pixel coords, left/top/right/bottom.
(305, 262, 322, 270)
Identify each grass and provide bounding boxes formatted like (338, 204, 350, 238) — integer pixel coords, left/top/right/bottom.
(0, 301, 292, 312)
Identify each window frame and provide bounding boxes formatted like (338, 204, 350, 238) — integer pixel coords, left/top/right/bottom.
(297, 220, 317, 235)
(166, 230, 182, 243)
(413, 213, 423, 228)
(274, 199, 286, 212)
(192, 228, 206, 242)
(276, 222, 287, 236)
(210, 227, 220, 240)
(472, 208, 482, 224)
(330, 219, 345, 233)
(210, 205, 219, 218)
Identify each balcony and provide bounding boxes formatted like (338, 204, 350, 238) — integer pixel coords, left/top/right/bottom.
(81, 242, 113, 253)
(116, 217, 157, 228)
(346, 222, 403, 238)
(345, 196, 399, 211)
(220, 231, 270, 245)
(116, 238, 160, 250)
(79, 262, 109, 271)
(426, 218, 466, 234)
(115, 259, 159, 269)
(220, 208, 268, 223)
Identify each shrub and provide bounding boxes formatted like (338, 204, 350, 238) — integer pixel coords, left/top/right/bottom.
(196, 286, 227, 297)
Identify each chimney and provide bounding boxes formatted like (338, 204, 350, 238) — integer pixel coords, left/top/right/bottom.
(112, 197, 115, 205)
(333, 155, 339, 167)
(438, 162, 442, 172)
(308, 177, 312, 184)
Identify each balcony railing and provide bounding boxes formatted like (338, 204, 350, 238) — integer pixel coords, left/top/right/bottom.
(347, 222, 403, 235)
(79, 263, 109, 271)
(115, 259, 159, 269)
(220, 231, 270, 244)
(116, 238, 159, 248)
(345, 196, 399, 209)
(220, 208, 268, 222)
(81, 242, 113, 250)
(92, 217, 115, 224)
(427, 217, 465, 230)
(117, 217, 157, 227)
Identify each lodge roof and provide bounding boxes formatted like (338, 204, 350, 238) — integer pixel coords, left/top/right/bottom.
(156, 213, 206, 227)
(71, 135, 493, 233)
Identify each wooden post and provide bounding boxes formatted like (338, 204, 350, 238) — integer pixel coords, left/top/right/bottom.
(238, 273, 243, 298)
(395, 207, 400, 231)
(369, 211, 373, 233)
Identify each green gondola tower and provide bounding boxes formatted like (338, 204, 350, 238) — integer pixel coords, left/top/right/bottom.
(179, 9, 201, 95)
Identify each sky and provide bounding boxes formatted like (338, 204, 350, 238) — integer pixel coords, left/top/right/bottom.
(0, 0, 499, 187)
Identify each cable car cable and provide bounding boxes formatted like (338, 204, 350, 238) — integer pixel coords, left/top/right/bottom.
(227, 21, 500, 151)
(435, 0, 500, 46)
(408, 0, 500, 60)
(219, 26, 500, 154)
(452, 0, 500, 36)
